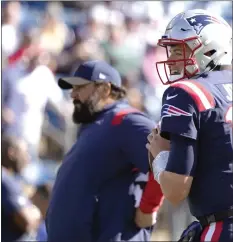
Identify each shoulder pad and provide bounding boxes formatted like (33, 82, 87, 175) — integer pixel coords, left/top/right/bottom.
(111, 108, 140, 126)
(171, 80, 215, 112)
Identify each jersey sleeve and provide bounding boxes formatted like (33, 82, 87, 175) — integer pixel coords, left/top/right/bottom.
(160, 86, 200, 140)
(120, 112, 156, 174)
(165, 133, 198, 176)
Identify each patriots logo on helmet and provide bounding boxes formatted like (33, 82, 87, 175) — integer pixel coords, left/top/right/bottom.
(161, 104, 192, 119)
(186, 14, 224, 34)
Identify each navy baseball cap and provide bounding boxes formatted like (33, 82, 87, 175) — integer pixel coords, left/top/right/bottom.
(58, 60, 122, 89)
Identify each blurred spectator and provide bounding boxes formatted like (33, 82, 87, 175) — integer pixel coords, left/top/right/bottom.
(2, 136, 30, 175)
(127, 87, 146, 112)
(102, 23, 142, 77)
(7, 31, 40, 66)
(56, 36, 105, 75)
(31, 183, 53, 241)
(145, 1, 165, 23)
(87, 4, 109, 42)
(2, 1, 22, 57)
(2, 135, 42, 241)
(2, 51, 70, 158)
(61, 1, 94, 10)
(38, 2, 73, 55)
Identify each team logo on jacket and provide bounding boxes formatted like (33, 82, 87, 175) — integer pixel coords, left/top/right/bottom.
(162, 104, 192, 118)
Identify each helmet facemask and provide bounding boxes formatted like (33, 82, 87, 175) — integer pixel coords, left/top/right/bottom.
(156, 37, 202, 85)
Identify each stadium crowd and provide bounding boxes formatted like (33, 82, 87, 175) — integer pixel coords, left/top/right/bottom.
(1, 1, 232, 241)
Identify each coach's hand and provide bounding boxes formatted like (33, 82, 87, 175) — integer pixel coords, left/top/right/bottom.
(135, 207, 157, 228)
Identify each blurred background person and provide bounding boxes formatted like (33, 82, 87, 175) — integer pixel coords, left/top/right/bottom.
(38, 2, 73, 56)
(2, 48, 71, 160)
(31, 183, 53, 241)
(2, 1, 22, 57)
(2, 135, 42, 241)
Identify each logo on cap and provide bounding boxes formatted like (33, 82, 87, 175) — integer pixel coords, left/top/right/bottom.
(99, 73, 106, 79)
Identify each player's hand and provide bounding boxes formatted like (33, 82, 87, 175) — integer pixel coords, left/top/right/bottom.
(134, 207, 157, 228)
(146, 127, 170, 160)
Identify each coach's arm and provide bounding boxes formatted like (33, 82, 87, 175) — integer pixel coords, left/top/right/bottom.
(120, 113, 164, 227)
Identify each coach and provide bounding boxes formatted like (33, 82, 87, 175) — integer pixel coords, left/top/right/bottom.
(46, 60, 163, 242)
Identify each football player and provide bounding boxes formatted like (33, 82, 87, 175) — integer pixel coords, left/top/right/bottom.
(147, 9, 233, 242)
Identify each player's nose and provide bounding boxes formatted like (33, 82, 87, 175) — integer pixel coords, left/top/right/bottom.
(167, 53, 177, 63)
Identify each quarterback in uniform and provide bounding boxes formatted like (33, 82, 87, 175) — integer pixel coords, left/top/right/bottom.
(147, 9, 233, 242)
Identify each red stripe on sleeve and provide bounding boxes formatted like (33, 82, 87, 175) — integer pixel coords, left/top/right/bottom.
(171, 81, 215, 112)
(172, 82, 206, 111)
(188, 80, 215, 107)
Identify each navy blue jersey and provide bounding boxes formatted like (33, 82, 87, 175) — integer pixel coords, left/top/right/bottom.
(2, 168, 31, 241)
(160, 70, 233, 217)
(46, 100, 156, 242)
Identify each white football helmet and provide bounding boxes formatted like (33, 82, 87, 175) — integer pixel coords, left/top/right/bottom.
(156, 9, 232, 85)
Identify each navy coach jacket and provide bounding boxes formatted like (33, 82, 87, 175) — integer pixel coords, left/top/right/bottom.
(46, 100, 156, 242)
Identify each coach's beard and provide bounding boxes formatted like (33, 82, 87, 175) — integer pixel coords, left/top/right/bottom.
(72, 99, 101, 124)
